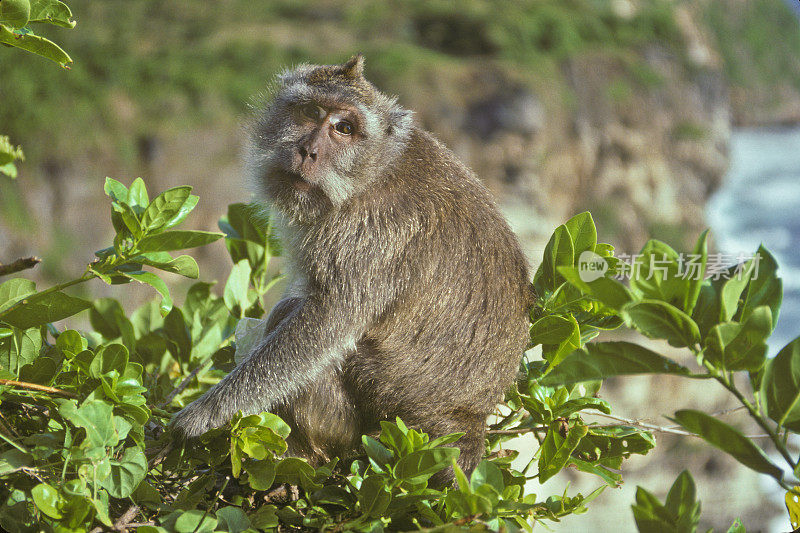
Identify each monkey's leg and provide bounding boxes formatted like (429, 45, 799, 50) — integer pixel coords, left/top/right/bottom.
(425, 416, 487, 488)
(273, 368, 362, 465)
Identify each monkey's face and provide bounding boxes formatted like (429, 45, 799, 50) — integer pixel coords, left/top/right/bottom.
(248, 55, 412, 221)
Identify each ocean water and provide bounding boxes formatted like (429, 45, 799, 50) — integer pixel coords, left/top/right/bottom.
(707, 127, 800, 354)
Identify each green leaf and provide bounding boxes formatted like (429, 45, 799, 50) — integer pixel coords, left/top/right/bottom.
(683, 230, 708, 314)
(740, 245, 782, 328)
(174, 510, 217, 533)
(470, 460, 504, 494)
(538, 422, 588, 483)
(762, 336, 800, 431)
(0, 326, 41, 374)
(394, 447, 460, 484)
(123, 271, 172, 315)
(703, 306, 771, 372)
(629, 239, 690, 311)
(165, 195, 199, 230)
(28, 0, 75, 27)
(224, 260, 253, 317)
(665, 470, 699, 526)
(0, 278, 35, 314)
(621, 299, 701, 348)
(0, 0, 30, 29)
(215, 507, 252, 533)
(631, 486, 675, 531)
(534, 225, 574, 294)
(541, 314, 581, 369)
(58, 400, 120, 448)
(0, 449, 32, 476)
(127, 178, 149, 212)
(31, 483, 63, 519)
(530, 315, 575, 346)
(564, 211, 597, 257)
(692, 282, 720, 338)
(558, 266, 633, 310)
(0, 24, 71, 67)
(138, 254, 199, 279)
(672, 409, 782, 480)
(358, 475, 392, 518)
(539, 341, 692, 386)
(0, 290, 91, 329)
(19, 355, 57, 384)
(104, 177, 129, 203)
(362, 435, 393, 470)
(137, 230, 223, 252)
(99, 447, 147, 498)
(141, 186, 192, 233)
(112, 200, 142, 238)
(246, 459, 275, 490)
(90, 298, 135, 347)
(726, 518, 746, 533)
(719, 258, 757, 322)
(89, 343, 129, 379)
(56, 329, 87, 355)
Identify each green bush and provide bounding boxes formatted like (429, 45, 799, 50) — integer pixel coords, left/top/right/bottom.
(1, 181, 796, 530)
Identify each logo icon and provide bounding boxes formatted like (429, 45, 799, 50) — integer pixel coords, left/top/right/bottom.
(578, 250, 608, 282)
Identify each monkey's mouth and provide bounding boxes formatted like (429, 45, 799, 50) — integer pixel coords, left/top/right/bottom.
(275, 169, 315, 193)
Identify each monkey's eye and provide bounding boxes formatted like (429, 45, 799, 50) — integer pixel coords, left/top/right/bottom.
(301, 104, 324, 121)
(334, 120, 354, 135)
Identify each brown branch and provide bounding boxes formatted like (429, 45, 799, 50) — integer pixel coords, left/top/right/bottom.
(0, 256, 40, 277)
(147, 442, 174, 470)
(113, 505, 141, 531)
(0, 379, 77, 398)
(158, 360, 212, 408)
(264, 483, 299, 504)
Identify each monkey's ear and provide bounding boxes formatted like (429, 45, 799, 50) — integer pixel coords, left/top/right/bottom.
(340, 53, 365, 79)
(387, 105, 413, 137)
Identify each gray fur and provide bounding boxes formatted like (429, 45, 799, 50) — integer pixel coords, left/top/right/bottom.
(171, 55, 532, 483)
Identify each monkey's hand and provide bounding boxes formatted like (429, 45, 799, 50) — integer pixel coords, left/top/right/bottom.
(169, 393, 228, 439)
(169, 296, 305, 439)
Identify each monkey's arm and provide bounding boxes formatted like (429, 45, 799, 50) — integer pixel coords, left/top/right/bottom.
(170, 292, 365, 438)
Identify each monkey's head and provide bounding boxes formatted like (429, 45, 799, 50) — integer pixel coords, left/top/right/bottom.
(248, 54, 413, 221)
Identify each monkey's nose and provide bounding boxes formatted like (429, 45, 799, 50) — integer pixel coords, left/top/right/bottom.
(299, 146, 317, 163)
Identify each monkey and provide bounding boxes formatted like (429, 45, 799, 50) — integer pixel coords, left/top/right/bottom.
(170, 54, 532, 483)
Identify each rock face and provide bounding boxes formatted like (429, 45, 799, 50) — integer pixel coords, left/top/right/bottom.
(395, 12, 733, 258)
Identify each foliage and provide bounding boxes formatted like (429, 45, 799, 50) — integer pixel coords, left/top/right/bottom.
(632, 471, 745, 533)
(5, 184, 800, 530)
(0, 0, 74, 179)
(0, 0, 76, 68)
(0, 135, 24, 178)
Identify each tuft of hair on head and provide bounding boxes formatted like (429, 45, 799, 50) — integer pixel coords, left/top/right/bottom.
(339, 53, 365, 80)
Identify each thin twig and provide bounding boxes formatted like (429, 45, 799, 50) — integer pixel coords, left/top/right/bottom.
(158, 359, 212, 408)
(147, 442, 174, 470)
(587, 412, 770, 438)
(708, 406, 746, 417)
(0, 378, 78, 398)
(0, 256, 40, 276)
(487, 426, 548, 435)
(194, 477, 228, 533)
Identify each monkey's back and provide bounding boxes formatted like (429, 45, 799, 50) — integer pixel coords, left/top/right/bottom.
(338, 128, 532, 426)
